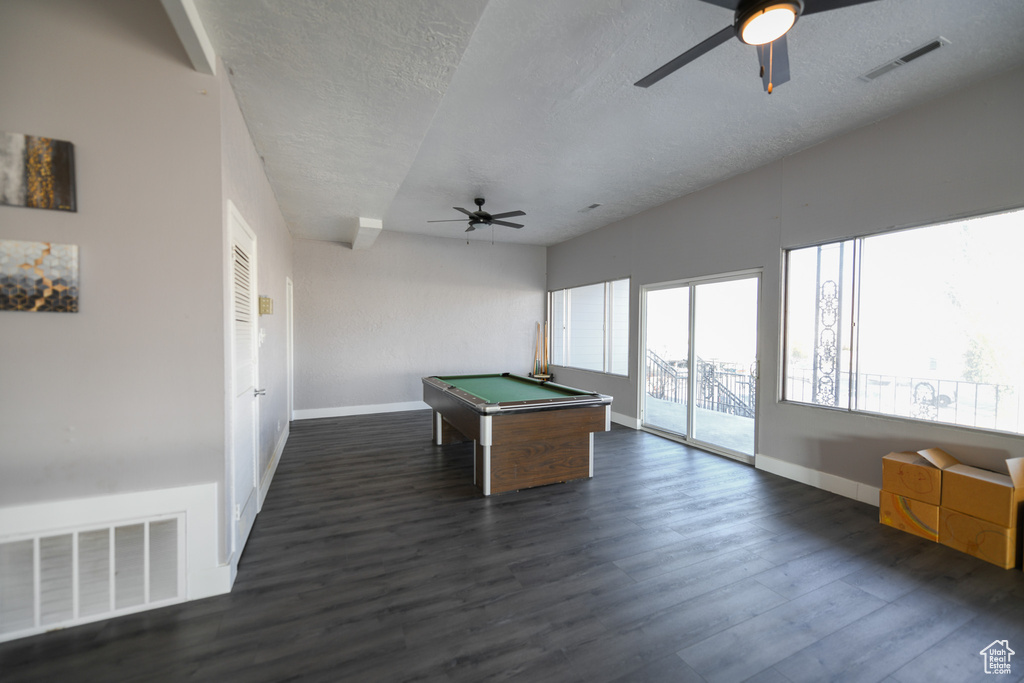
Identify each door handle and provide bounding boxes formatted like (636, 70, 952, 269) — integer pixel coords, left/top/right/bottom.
(254, 388, 266, 397)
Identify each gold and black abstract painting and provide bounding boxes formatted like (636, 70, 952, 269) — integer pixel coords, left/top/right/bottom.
(0, 131, 76, 212)
(0, 240, 79, 312)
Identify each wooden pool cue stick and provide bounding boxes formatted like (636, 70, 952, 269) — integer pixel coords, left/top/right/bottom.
(536, 323, 544, 376)
(543, 321, 549, 374)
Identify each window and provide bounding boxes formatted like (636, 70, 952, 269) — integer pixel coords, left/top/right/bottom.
(783, 207, 1024, 435)
(549, 278, 630, 375)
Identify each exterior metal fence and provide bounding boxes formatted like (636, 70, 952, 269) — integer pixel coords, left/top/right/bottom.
(785, 369, 1021, 434)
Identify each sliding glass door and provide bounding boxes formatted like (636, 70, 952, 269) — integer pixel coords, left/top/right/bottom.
(642, 273, 760, 459)
(691, 278, 759, 455)
(643, 286, 691, 436)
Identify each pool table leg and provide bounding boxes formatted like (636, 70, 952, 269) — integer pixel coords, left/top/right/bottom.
(589, 432, 595, 478)
(432, 411, 444, 446)
(590, 404, 610, 477)
(480, 416, 492, 496)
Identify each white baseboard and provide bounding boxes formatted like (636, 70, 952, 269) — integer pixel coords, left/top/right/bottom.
(294, 401, 428, 420)
(755, 453, 880, 506)
(610, 411, 640, 429)
(259, 423, 289, 511)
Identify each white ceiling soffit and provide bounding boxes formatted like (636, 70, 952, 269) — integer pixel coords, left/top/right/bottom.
(191, 0, 1024, 247)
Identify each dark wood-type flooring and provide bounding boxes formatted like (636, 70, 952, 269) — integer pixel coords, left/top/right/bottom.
(3, 411, 1024, 682)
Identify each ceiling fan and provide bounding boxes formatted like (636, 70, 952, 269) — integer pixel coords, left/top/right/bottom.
(428, 197, 526, 232)
(634, 0, 881, 93)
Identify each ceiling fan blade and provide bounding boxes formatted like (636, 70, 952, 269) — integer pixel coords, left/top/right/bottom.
(697, 0, 741, 9)
(635, 25, 735, 88)
(756, 35, 790, 92)
(802, 0, 881, 15)
(488, 210, 526, 220)
(427, 219, 472, 223)
(453, 207, 474, 217)
(465, 225, 476, 232)
(490, 220, 523, 228)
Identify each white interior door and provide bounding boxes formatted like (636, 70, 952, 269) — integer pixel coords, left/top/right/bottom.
(229, 203, 259, 561)
(286, 276, 294, 420)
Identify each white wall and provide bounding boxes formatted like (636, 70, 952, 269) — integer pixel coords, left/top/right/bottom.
(548, 65, 1024, 487)
(294, 231, 546, 415)
(0, 0, 225, 506)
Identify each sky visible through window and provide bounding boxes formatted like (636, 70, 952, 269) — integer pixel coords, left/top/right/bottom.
(785, 207, 1024, 433)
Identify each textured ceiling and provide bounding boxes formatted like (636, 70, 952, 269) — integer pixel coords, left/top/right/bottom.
(193, 0, 1024, 246)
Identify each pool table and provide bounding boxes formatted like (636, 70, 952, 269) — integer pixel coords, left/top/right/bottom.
(422, 373, 613, 495)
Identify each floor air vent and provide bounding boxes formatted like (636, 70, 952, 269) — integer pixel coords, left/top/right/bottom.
(859, 37, 950, 82)
(0, 516, 184, 641)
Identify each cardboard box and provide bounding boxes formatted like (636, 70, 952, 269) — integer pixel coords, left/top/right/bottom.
(881, 448, 1024, 567)
(942, 462, 1024, 528)
(916, 447, 961, 471)
(882, 451, 944, 505)
(939, 507, 1018, 569)
(914, 448, 1024, 528)
(879, 491, 939, 542)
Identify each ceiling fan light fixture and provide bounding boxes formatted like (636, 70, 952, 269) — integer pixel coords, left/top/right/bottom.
(738, 1, 800, 46)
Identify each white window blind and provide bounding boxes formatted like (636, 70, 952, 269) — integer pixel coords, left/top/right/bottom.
(549, 278, 630, 376)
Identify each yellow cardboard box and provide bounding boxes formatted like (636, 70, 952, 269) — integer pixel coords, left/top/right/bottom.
(941, 460, 1024, 529)
(881, 451, 944, 505)
(915, 448, 1024, 527)
(910, 448, 1024, 568)
(879, 491, 939, 542)
(939, 507, 1018, 569)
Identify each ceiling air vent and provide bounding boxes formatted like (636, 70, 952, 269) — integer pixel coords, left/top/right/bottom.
(859, 37, 950, 82)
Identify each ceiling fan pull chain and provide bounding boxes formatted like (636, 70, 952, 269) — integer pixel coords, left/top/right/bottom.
(767, 41, 774, 94)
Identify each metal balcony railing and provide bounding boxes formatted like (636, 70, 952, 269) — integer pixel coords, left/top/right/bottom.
(646, 349, 756, 418)
(784, 368, 1021, 433)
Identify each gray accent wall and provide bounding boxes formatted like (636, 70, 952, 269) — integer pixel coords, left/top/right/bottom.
(1, 0, 294, 568)
(549, 65, 1024, 487)
(0, 0, 224, 506)
(293, 232, 546, 412)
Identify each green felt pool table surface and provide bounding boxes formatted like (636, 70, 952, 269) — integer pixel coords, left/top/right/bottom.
(434, 373, 593, 403)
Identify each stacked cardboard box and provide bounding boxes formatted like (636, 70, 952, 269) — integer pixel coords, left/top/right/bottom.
(880, 448, 1024, 569)
(880, 451, 944, 542)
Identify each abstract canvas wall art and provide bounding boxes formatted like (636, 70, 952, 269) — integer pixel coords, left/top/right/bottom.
(0, 131, 76, 212)
(0, 240, 79, 312)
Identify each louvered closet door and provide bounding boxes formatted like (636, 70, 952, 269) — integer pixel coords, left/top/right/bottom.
(229, 206, 259, 558)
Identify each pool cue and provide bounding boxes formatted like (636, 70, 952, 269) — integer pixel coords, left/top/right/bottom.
(534, 322, 541, 375)
(543, 321, 549, 375)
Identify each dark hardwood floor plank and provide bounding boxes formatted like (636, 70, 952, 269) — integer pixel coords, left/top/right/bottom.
(561, 580, 789, 681)
(2, 411, 1022, 683)
(677, 581, 887, 682)
(773, 588, 978, 683)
